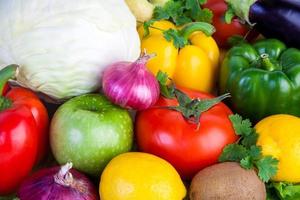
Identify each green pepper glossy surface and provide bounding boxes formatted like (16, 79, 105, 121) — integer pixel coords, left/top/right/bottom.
(219, 39, 300, 122)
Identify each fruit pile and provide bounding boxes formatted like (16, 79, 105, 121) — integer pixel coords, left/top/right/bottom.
(1, 0, 300, 199)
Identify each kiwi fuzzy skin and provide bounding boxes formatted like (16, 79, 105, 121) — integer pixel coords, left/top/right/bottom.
(189, 162, 266, 200)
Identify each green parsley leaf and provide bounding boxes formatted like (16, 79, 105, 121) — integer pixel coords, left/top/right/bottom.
(151, 0, 212, 26)
(240, 156, 253, 169)
(220, 114, 279, 183)
(153, 1, 188, 25)
(156, 71, 175, 98)
(174, 15, 192, 26)
(256, 156, 279, 182)
(249, 145, 262, 160)
(219, 144, 249, 162)
(143, 19, 157, 37)
(163, 29, 188, 48)
(193, 8, 213, 23)
(185, 0, 202, 17)
(229, 114, 252, 136)
(224, 6, 235, 24)
(241, 130, 259, 148)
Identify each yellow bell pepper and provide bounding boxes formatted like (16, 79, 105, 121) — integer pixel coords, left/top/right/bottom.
(139, 20, 219, 93)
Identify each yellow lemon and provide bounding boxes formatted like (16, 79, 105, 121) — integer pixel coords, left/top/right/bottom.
(99, 152, 186, 200)
(255, 114, 300, 182)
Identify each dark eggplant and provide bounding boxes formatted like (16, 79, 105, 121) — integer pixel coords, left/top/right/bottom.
(226, 0, 300, 48)
(263, 0, 300, 10)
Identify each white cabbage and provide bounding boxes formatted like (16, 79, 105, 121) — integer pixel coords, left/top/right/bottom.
(0, 0, 140, 99)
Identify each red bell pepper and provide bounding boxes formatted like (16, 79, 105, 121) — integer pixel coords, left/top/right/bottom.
(2, 83, 9, 95)
(0, 65, 49, 195)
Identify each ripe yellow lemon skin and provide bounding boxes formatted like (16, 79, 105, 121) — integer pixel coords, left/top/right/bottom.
(255, 114, 300, 182)
(99, 152, 186, 200)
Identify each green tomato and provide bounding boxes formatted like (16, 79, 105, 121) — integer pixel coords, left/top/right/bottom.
(50, 94, 133, 176)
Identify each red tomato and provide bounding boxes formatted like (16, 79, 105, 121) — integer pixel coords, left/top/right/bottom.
(0, 87, 49, 195)
(203, 0, 249, 48)
(136, 88, 238, 179)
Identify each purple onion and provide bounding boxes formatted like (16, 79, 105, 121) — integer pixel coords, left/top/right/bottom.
(18, 163, 99, 200)
(102, 52, 160, 110)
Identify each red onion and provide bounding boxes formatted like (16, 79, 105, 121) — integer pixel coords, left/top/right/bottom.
(102, 52, 160, 110)
(18, 163, 99, 200)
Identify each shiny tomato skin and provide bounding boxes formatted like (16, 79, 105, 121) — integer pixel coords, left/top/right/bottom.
(0, 106, 38, 195)
(136, 88, 238, 179)
(203, 0, 249, 48)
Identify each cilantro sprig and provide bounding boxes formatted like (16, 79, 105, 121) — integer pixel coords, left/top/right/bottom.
(152, 0, 213, 26)
(219, 114, 279, 182)
(142, 0, 214, 48)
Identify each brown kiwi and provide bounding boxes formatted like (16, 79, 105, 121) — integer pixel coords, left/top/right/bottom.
(189, 162, 266, 200)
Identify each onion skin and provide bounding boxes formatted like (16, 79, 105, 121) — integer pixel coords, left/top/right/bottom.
(18, 164, 99, 200)
(102, 53, 160, 110)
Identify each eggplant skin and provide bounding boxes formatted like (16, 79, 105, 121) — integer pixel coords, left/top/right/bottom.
(249, 1, 300, 48)
(263, 0, 300, 10)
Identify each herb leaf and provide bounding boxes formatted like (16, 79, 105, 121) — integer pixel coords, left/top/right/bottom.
(219, 114, 279, 182)
(242, 131, 258, 148)
(186, 0, 202, 17)
(151, 0, 213, 26)
(249, 145, 262, 160)
(256, 156, 279, 182)
(240, 156, 253, 169)
(224, 5, 235, 24)
(229, 114, 252, 136)
(194, 8, 213, 23)
(143, 19, 157, 37)
(156, 71, 175, 99)
(163, 29, 188, 48)
(219, 144, 249, 162)
(153, 1, 190, 25)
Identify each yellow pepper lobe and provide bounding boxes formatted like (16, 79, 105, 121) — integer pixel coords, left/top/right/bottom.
(174, 45, 214, 93)
(141, 34, 178, 78)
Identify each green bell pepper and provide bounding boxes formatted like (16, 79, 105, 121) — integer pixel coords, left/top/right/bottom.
(219, 39, 300, 122)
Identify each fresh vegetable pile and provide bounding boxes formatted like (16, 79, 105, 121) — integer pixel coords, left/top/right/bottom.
(1, 0, 300, 199)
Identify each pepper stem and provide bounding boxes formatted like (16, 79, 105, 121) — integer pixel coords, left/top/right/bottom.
(260, 54, 277, 71)
(0, 65, 18, 95)
(180, 22, 216, 41)
(54, 162, 74, 187)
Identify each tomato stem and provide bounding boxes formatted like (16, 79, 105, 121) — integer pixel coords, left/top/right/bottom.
(156, 71, 230, 127)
